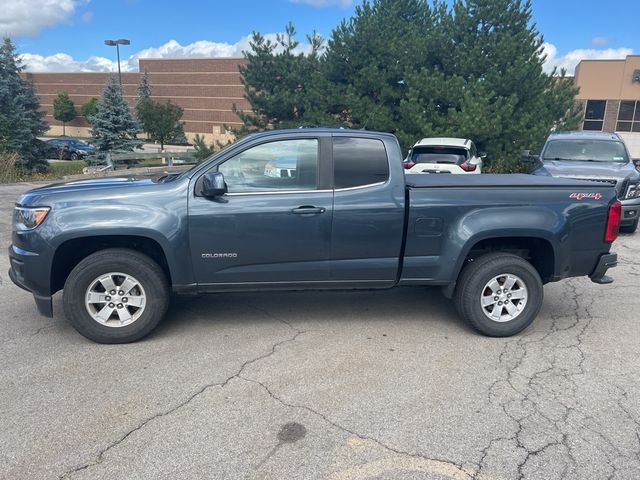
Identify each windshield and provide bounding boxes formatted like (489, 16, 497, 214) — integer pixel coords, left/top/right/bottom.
(542, 140, 629, 163)
(410, 146, 468, 165)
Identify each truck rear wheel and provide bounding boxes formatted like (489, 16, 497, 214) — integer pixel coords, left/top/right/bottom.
(62, 248, 169, 343)
(454, 253, 543, 337)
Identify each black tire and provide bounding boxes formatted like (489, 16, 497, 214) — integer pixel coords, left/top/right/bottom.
(70, 152, 78, 160)
(620, 219, 638, 234)
(454, 253, 543, 337)
(63, 248, 169, 343)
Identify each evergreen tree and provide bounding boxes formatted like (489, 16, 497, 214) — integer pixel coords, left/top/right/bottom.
(399, 0, 580, 170)
(318, 0, 434, 138)
(193, 134, 215, 161)
(136, 69, 154, 138)
(80, 97, 98, 120)
(53, 92, 76, 136)
(171, 121, 188, 144)
(237, 1, 581, 172)
(233, 22, 324, 135)
(90, 75, 142, 152)
(0, 37, 49, 172)
(137, 68, 152, 105)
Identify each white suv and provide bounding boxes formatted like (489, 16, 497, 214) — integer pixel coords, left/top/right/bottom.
(404, 137, 484, 174)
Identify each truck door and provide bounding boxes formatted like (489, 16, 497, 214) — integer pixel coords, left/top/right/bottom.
(188, 135, 333, 287)
(330, 135, 406, 285)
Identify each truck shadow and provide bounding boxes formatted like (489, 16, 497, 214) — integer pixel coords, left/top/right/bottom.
(156, 286, 468, 337)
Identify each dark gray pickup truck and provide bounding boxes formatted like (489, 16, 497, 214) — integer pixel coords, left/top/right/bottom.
(9, 129, 621, 343)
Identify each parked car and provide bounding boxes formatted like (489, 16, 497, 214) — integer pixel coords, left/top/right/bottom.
(10, 129, 620, 343)
(524, 131, 640, 233)
(403, 138, 484, 174)
(45, 138, 96, 160)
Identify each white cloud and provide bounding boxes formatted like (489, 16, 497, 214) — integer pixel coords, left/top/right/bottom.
(542, 42, 633, 75)
(289, 0, 353, 7)
(20, 52, 115, 72)
(21, 35, 313, 73)
(591, 36, 610, 47)
(0, 0, 87, 36)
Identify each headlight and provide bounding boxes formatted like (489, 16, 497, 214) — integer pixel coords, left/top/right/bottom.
(626, 183, 640, 199)
(13, 206, 50, 231)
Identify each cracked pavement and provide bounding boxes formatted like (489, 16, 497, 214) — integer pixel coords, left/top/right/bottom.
(1, 183, 639, 480)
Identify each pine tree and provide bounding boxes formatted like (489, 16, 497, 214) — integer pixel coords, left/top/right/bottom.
(53, 92, 76, 136)
(0, 37, 49, 172)
(136, 68, 154, 138)
(399, 0, 580, 170)
(233, 22, 324, 135)
(318, 0, 433, 137)
(137, 68, 152, 105)
(90, 75, 142, 152)
(238, 1, 581, 172)
(171, 121, 188, 144)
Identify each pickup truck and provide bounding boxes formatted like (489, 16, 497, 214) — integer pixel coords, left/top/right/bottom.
(9, 129, 621, 343)
(524, 131, 640, 233)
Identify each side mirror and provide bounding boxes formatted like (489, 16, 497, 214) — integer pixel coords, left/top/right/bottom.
(479, 152, 487, 159)
(521, 150, 540, 164)
(202, 172, 227, 197)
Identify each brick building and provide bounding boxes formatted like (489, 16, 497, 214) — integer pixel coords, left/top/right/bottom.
(23, 57, 249, 145)
(574, 54, 640, 156)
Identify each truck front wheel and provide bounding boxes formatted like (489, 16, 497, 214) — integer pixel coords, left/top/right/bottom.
(62, 248, 170, 343)
(454, 253, 543, 337)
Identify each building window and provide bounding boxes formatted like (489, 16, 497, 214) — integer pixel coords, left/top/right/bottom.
(583, 100, 606, 131)
(616, 100, 640, 133)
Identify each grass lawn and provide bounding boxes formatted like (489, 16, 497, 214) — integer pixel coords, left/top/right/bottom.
(48, 160, 85, 177)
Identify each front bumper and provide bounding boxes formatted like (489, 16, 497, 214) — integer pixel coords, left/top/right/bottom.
(8, 244, 53, 318)
(621, 197, 640, 226)
(589, 252, 617, 285)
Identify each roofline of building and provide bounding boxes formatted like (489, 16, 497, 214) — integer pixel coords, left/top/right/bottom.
(577, 54, 640, 66)
(138, 57, 247, 61)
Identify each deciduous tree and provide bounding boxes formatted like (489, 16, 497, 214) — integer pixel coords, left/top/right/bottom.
(53, 92, 76, 136)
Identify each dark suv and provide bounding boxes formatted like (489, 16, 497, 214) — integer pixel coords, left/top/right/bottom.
(524, 132, 640, 233)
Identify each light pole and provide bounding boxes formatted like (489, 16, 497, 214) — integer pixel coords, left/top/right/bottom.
(104, 39, 130, 86)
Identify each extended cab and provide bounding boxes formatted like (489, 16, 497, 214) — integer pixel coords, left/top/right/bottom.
(9, 129, 621, 343)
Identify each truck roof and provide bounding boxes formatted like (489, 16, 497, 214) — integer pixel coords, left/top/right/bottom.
(244, 127, 398, 140)
(548, 131, 622, 141)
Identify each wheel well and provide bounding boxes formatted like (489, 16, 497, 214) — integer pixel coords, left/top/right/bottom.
(51, 236, 172, 293)
(464, 237, 555, 283)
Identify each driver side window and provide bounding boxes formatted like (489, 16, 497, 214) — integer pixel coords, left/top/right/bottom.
(218, 139, 319, 193)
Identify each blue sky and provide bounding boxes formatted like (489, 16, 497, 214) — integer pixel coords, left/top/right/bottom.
(3, 0, 639, 73)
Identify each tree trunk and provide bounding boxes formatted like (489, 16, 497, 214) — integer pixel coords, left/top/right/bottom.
(62, 122, 66, 136)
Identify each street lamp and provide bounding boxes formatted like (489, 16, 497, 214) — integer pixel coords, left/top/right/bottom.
(104, 39, 130, 86)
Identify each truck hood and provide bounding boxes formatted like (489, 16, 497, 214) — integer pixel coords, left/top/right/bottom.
(533, 160, 639, 182)
(16, 174, 174, 206)
(532, 160, 640, 198)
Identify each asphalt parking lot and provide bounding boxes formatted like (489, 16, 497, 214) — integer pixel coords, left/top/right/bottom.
(1, 182, 639, 480)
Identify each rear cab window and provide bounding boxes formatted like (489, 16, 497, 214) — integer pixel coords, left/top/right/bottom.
(410, 146, 468, 165)
(333, 137, 389, 189)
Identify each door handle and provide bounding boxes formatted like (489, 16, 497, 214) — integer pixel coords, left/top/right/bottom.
(291, 206, 326, 215)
